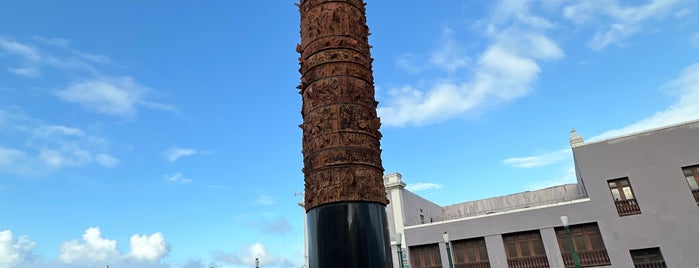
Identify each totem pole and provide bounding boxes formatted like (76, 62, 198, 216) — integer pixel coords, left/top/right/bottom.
(297, 0, 393, 267)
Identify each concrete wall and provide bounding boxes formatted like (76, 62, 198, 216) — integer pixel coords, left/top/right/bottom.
(442, 184, 582, 220)
(572, 120, 699, 267)
(397, 120, 699, 267)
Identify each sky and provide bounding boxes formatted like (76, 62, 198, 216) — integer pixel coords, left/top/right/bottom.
(1, 0, 698, 267)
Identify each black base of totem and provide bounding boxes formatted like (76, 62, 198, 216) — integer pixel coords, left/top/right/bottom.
(307, 202, 393, 268)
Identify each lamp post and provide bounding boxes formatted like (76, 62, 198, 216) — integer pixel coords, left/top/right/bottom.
(443, 232, 454, 268)
(255, 257, 260, 268)
(396, 232, 405, 268)
(560, 216, 582, 268)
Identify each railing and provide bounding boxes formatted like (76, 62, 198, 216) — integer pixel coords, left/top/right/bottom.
(507, 256, 550, 268)
(614, 199, 641, 216)
(562, 249, 611, 267)
(634, 261, 667, 268)
(455, 260, 491, 268)
(692, 189, 699, 204)
(405, 193, 589, 226)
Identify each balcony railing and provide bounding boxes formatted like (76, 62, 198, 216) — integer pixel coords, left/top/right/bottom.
(634, 261, 667, 268)
(692, 189, 699, 204)
(455, 260, 491, 268)
(507, 256, 550, 268)
(614, 199, 641, 216)
(562, 249, 611, 267)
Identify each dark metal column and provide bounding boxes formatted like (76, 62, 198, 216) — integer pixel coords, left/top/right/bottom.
(297, 0, 393, 267)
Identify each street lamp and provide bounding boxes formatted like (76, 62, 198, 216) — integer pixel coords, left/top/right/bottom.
(560, 216, 582, 268)
(255, 257, 260, 268)
(443, 232, 454, 268)
(396, 232, 405, 268)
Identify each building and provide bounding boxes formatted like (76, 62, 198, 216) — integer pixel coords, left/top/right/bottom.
(385, 119, 699, 268)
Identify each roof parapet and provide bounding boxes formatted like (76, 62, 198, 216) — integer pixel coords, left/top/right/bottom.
(570, 128, 584, 148)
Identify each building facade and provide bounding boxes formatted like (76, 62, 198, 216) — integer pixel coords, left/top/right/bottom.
(385, 120, 699, 268)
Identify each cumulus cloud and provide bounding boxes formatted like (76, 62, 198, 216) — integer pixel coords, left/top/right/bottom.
(55, 76, 174, 118)
(59, 227, 170, 266)
(59, 227, 120, 264)
(128, 233, 170, 262)
(165, 172, 194, 184)
(406, 182, 444, 192)
(161, 146, 199, 162)
(0, 230, 38, 267)
(378, 2, 563, 127)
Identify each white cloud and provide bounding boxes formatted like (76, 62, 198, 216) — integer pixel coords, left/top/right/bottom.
(0, 109, 119, 174)
(254, 195, 276, 206)
(60, 227, 120, 264)
(161, 147, 198, 162)
(96, 153, 120, 168)
(7, 66, 40, 77)
(0, 37, 40, 60)
(35, 125, 85, 138)
(165, 172, 194, 184)
(503, 149, 571, 168)
(58, 227, 171, 266)
(39, 147, 91, 168)
(128, 232, 170, 262)
(503, 62, 699, 169)
(592, 62, 699, 141)
(429, 40, 469, 72)
(522, 165, 577, 191)
(55, 76, 173, 118)
(406, 182, 444, 192)
(0, 230, 37, 267)
(0, 147, 27, 169)
(216, 242, 297, 267)
(562, 0, 686, 50)
(378, 2, 563, 127)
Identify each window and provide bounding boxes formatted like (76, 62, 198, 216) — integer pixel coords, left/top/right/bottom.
(608, 178, 641, 216)
(630, 247, 667, 268)
(556, 223, 611, 267)
(452, 237, 490, 268)
(409, 244, 442, 268)
(682, 165, 699, 204)
(502, 231, 550, 268)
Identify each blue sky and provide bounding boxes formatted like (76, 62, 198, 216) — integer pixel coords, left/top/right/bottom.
(1, 0, 698, 267)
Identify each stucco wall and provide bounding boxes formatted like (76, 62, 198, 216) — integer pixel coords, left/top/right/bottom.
(399, 120, 699, 267)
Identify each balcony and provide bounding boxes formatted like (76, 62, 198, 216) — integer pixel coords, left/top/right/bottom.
(614, 199, 641, 216)
(692, 189, 699, 204)
(562, 249, 611, 267)
(507, 256, 550, 268)
(634, 261, 667, 268)
(455, 261, 490, 268)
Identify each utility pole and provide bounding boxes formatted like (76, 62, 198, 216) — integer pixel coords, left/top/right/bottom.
(297, 0, 393, 267)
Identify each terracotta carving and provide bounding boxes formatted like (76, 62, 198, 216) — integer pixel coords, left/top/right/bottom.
(298, 0, 388, 209)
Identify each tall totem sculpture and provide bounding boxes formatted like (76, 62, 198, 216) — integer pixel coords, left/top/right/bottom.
(297, 0, 393, 267)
